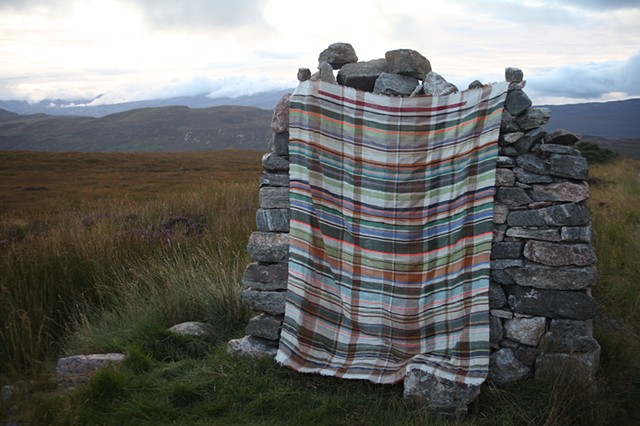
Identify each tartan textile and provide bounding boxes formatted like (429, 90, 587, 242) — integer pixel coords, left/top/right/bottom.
(276, 80, 509, 385)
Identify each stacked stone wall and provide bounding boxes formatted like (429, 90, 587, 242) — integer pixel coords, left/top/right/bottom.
(229, 43, 599, 403)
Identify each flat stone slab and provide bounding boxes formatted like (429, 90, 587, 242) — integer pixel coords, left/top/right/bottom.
(523, 241, 597, 266)
(508, 287, 598, 319)
(57, 353, 126, 379)
(404, 368, 480, 416)
(227, 335, 277, 359)
(508, 265, 597, 290)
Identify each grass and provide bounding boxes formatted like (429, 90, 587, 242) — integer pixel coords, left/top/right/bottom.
(1, 151, 639, 425)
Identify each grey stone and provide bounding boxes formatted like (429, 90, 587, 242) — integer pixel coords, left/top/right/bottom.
(241, 289, 286, 315)
(259, 186, 289, 209)
(509, 81, 527, 91)
(523, 241, 597, 267)
(539, 319, 599, 353)
(468, 79, 484, 89)
(385, 49, 431, 79)
(545, 129, 581, 146)
(513, 128, 546, 155)
(515, 347, 539, 367)
(410, 83, 424, 97)
(516, 153, 547, 174)
(168, 322, 215, 341)
(499, 339, 520, 349)
(245, 313, 283, 341)
(508, 287, 598, 319)
(507, 203, 590, 227)
(488, 348, 530, 385)
(256, 208, 290, 232)
(514, 168, 553, 184)
(267, 131, 289, 156)
(516, 107, 550, 130)
(491, 259, 523, 269)
(504, 90, 532, 116)
(318, 42, 358, 69)
(528, 201, 552, 209)
(505, 67, 524, 83)
(373, 72, 419, 96)
(227, 335, 277, 359)
(491, 242, 524, 259)
(422, 71, 458, 96)
(500, 132, 524, 145)
(535, 347, 600, 382)
(242, 262, 288, 291)
(505, 227, 561, 242)
(538, 144, 581, 156)
(531, 182, 589, 203)
(337, 59, 388, 92)
(496, 168, 516, 186)
(500, 146, 519, 157)
(496, 187, 533, 208)
(491, 309, 514, 319)
(297, 68, 311, 82)
(2, 385, 14, 402)
(271, 93, 291, 133)
(504, 316, 546, 346)
(561, 226, 592, 243)
(490, 316, 504, 344)
(491, 269, 515, 285)
(500, 112, 521, 133)
(493, 203, 509, 224)
(490, 282, 508, 308)
(318, 62, 337, 84)
(246, 232, 290, 263)
(493, 226, 506, 242)
(550, 154, 589, 180)
(262, 152, 290, 172)
(56, 354, 126, 379)
(260, 172, 289, 188)
(404, 368, 480, 416)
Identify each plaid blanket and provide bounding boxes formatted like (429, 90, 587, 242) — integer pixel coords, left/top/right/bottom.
(276, 80, 509, 385)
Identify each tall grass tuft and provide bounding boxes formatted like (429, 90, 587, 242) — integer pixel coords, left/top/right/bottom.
(1, 178, 257, 382)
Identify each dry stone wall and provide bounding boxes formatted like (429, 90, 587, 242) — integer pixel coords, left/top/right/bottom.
(229, 43, 600, 407)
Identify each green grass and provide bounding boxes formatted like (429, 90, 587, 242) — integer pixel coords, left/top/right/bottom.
(2, 151, 640, 425)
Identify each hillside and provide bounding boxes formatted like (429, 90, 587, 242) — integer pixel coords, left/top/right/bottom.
(542, 98, 640, 139)
(0, 105, 272, 152)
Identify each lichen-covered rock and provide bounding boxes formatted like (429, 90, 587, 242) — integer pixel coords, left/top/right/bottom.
(504, 316, 546, 346)
(488, 348, 530, 385)
(523, 241, 597, 267)
(259, 186, 289, 209)
(256, 208, 290, 232)
(404, 368, 480, 416)
(504, 90, 532, 116)
(246, 232, 289, 263)
(245, 313, 283, 341)
(271, 93, 291, 133)
(495, 168, 516, 186)
(242, 262, 289, 291)
(507, 203, 591, 227)
(422, 71, 458, 96)
(241, 289, 286, 315)
(516, 107, 550, 130)
(514, 168, 554, 184)
(267, 131, 289, 156)
(501, 111, 521, 133)
(318, 62, 337, 84)
(385, 49, 431, 79)
(508, 287, 598, 319)
(531, 182, 589, 203)
(508, 265, 597, 290)
(169, 322, 216, 341)
(496, 187, 533, 208)
(56, 354, 126, 379)
(490, 282, 508, 308)
(260, 172, 289, 188)
(491, 242, 524, 259)
(505, 227, 561, 242)
(337, 59, 388, 92)
(318, 42, 358, 69)
(538, 144, 581, 156)
(297, 68, 311, 82)
(539, 319, 600, 353)
(227, 335, 277, 359)
(561, 226, 592, 243)
(490, 316, 504, 344)
(493, 203, 509, 224)
(373, 72, 419, 96)
(262, 152, 290, 172)
(545, 129, 581, 146)
(549, 154, 589, 180)
(505, 67, 524, 83)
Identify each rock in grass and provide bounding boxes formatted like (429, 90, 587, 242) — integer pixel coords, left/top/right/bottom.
(168, 321, 216, 342)
(227, 335, 277, 359)
(56, 353, 126, 379)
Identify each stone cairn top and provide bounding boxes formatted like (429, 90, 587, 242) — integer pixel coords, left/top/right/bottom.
(230, 42, 596, 416)
(302, 42, 482, 97)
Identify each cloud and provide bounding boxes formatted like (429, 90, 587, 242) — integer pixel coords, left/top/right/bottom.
(125, 0, 271, 30)
(558, 0, 640, 10)
(527, 51, 640, 101)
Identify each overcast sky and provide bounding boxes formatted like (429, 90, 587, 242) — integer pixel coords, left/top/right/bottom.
(1, 0, 639, 106)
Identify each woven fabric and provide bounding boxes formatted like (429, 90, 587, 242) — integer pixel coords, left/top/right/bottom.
(276, 80, 509, 385)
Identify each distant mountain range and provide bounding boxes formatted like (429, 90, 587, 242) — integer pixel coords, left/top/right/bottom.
(0, 91, 638, 153)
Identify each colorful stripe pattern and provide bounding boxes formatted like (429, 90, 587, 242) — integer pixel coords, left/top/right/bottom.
(276, 80, 509, 385)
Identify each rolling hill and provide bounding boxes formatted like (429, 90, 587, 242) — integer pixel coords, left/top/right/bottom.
(0, 105, 273, 152)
